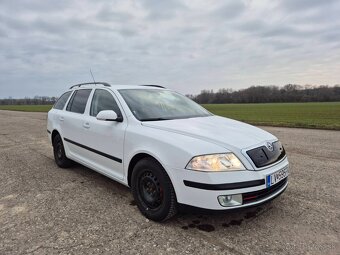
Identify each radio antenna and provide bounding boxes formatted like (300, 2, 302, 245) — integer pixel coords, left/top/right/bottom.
(90, 68, 96, 83)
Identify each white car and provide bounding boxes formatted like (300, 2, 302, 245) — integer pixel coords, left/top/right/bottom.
(47, 82, 289, 221)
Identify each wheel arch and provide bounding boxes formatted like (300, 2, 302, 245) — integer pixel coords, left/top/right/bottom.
(127, 152, 172, 188)
(51, 129, 60, 144)
(127, 153, 151, 187)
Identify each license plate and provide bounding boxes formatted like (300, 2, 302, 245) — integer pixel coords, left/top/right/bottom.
(266, 167, 288, 188)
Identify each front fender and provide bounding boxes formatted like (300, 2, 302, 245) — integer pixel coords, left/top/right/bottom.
(123, 124, 228, 186)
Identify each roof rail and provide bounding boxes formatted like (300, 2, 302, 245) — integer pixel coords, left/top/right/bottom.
(141, 85, 165, 89)
(69, 82, 111, 89)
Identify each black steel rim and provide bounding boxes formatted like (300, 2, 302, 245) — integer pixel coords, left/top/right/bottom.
(55, 142, 63, 160)
(138, 171, 163, 209)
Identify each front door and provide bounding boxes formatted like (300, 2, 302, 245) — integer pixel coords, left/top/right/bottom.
(81, 89, 127, 181)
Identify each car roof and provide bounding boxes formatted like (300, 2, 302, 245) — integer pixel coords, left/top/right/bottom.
(69, 83, 166, 91)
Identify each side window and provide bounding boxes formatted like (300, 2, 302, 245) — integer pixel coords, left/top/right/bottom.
(66, 89, 91, 114)
(53, 91, 72, 110)
(90, 89, 122, 117)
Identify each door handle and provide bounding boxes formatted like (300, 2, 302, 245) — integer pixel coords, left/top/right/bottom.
(59, 116, 64, 121)
(83, 122, 90, 129)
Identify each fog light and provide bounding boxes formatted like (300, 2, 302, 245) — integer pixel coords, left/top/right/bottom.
(218, 194, 242, 207)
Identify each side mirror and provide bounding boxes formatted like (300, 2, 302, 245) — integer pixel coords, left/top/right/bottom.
(96, 110, 123, 122)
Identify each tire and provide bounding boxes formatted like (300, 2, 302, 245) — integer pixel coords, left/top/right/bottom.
(131, 157, 177, 222)
(53, 134, 73, 168)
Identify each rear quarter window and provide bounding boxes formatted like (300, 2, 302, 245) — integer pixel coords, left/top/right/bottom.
(53, 91, 72, 110)
(66, 89, 92, 114)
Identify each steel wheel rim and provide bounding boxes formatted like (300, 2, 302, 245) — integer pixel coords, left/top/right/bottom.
(56, 143, 63, 160)
(138, 171, 163, 209)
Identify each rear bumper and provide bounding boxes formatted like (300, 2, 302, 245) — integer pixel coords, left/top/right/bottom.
(166, 157, 289, 210)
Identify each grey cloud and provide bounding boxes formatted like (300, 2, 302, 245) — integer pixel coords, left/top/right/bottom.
(0, 13, 28, 31)
(280, 0, 338, 11)
(0, 27, 7, 38)
(0, 0, 339, 98)
(321, 30, 340, 42)
(262, 25, 308, 38)
(212, 1, 246, 20)
(140, 0, 186, 20)
(265, 39, 300, 51)
(96, 8, 134, 23)
(177, 26, 203, 35)
(118, 27, 139, 37)
(32, 18, 71, 35)
(236, 20, 267, 33)
(237, 19, 320, 40)
(0, 13, 68, 38)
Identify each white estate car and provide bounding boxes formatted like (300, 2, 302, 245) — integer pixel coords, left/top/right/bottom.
(47, 82, 289, 221)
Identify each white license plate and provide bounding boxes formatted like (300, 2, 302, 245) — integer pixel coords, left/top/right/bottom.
(266, 167, 288, 188)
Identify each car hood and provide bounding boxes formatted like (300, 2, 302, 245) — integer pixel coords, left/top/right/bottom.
(141, 115, 277, 151)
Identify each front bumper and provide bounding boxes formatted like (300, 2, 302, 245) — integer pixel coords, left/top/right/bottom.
(166, 157, 289, 210)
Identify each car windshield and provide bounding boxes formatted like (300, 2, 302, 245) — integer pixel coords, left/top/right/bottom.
(118, 89, 212, 121)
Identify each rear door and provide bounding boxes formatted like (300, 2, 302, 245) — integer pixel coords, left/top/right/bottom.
(48, 91, 73, 140)
(81, 89, 127, 180)
(61, 89, 92, 159)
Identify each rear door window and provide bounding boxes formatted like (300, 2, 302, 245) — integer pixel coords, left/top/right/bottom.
(66, 89, 92, 114)
(53, 91, 72, 110)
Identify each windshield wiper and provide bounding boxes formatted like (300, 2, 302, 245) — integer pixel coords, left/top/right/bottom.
(140, 117, 172, 121)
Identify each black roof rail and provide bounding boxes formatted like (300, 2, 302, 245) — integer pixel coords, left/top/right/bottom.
(69, 82, 111, 89)
(141, 85, 165, 89)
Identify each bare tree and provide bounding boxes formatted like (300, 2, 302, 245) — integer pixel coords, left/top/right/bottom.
(190, 85, 340, 104)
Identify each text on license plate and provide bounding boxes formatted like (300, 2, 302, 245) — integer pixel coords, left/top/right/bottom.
(266, 167, 288, 188)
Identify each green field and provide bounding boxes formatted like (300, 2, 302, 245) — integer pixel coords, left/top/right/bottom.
(203, 102, 340, 130)
(0, 102, 339, 130)
(0, 105, 52, 112)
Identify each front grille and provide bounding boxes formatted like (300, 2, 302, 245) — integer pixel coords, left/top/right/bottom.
(247, 141, 286, 168)
(243, 178, 287, 204)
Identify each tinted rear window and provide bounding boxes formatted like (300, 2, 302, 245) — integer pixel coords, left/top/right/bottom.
(66, 89, 91, 114)
(53, 91, 72, 110)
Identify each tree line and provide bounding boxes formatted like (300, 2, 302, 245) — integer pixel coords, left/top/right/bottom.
(0, 96, 56, 105)
(0, 84, 339, 105)
(187, 84, 340, 104)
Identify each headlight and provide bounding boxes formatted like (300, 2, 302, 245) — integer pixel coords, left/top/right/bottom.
(185, 153, 246, 172)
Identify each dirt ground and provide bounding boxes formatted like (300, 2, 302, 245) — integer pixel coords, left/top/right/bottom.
(0, 110, 339, 255)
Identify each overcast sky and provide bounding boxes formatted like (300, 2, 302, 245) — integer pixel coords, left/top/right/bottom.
(0, 0, 339, 98)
